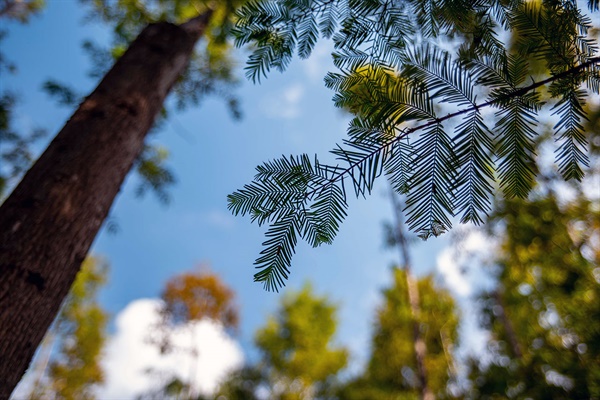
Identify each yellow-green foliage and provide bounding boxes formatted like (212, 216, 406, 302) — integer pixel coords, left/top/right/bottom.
(336, 267, 459, 400)
(255, 284, 348, 400)
(366, 268, 459, 399)
(44, 257, 109, 400)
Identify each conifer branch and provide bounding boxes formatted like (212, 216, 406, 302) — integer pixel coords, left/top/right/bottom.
(306, 56, 600, 199)
(231, 0, 600, 290)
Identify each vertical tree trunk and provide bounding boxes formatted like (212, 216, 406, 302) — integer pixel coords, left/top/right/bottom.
(0, 11, 212, 396)
(390, 190, 434, 400)
(492, 290, 523, 359)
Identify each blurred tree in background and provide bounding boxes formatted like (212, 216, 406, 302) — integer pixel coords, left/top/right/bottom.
(25, 257, 109, 400)
(0, 0, 43, 21)
(468, 193, 600, 399)
(211, 366, 264, 400)
(143, 267, 239, 399)
(254, 284, 348, 400)
(13, 201, 599, 399)
(338, 268, 459, 400)
(154, 282, 347, 400)
(0, 1, 46, 198)
(160, 266, 239, 330)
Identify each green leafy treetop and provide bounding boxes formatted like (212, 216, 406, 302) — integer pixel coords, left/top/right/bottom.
(228, 0, 600, 290)
(338, 268, 459, 400)
(468, 193, 600, 399)
(255, 283, 348, 399)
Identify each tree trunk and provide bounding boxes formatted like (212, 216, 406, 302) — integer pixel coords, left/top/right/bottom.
(390, 190, 434, 400)
(0, 11, 212, 396)
(492, 290, 523, 359)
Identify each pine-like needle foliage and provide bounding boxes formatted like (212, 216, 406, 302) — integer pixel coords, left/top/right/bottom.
(228, 155, 347, 291)
(230, 0, 600, 290)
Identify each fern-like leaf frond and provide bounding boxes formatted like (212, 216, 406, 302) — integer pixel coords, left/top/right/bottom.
(404, 123, 456, 239)
(453, 111, 495, 224)
(231, 0, 600, 290)
(253, 209, 299, 291)
(551, 82, 590, 181)
(494, 91, 540, 198)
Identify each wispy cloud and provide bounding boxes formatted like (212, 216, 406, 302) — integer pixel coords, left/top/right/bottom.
(436, 226, 497, 361)
(260, 83, 305, 119)
(176, 210, 236, 231)
(205, 210, 236, 230)
(301, 41, 333, 82)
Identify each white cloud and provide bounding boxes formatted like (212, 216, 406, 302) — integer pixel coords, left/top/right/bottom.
(98, 299, 244, 399)
(437, 248, 471, 297)
(205, 210, 236, 230)
(436, 226, 498, 362)
(301, 41, 334, 82)
(175, 210, 236, 232)
(436, 227, 495, 298)
(260, 84, 305, 119)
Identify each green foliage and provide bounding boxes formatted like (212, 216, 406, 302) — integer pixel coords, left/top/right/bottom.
(0, 94, 46, 198)
(49, 258, 109, 400)
(134, 145, 176, 204)
(0, 0, 44, 22)
(254, 283, 348, 399)
(468, 193, 600, 399)
(212, 367, 265, 400)
(230, 0, 600, 290)
(338, 268, 459, 400)
(228, 155, 348, 291)
(81, 0, 243, 114)
(27, 257, 109, 400)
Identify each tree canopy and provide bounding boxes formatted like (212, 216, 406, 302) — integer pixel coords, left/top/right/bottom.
(147, 267, 240, 397)
(228, 0, 600, 290)
(255, 284, 348, 399)
(338, 268, 459, 400)
(469, 192, 600, 399)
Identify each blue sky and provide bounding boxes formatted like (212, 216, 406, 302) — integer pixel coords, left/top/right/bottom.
(3, 1, 467, 394)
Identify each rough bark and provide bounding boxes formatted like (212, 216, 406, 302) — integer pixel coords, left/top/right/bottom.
(390, 190, 434, 400)
(0, 11, 212, 396)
